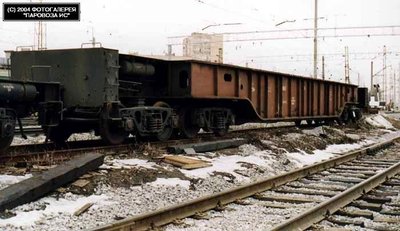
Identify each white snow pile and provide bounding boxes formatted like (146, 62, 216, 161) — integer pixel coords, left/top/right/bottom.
(365, 114, 394, 129)
(179, 129, 400, 180)
(148, 178, 191, 189)
(238, 144, 261, 156)
(286, 139, 374, 167)
(12, 132, 100, 146)
(287, 131, 400, 167)
(179, 151, 274, 180)
(302, 126, 325, 137)
(100, 158, 158, 170)
(0, 193, 112, 227)
(0, 174, 32, 190)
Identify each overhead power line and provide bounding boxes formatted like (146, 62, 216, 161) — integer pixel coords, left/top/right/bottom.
(168, 25, 400, 39)
(168, 32, 400, 46)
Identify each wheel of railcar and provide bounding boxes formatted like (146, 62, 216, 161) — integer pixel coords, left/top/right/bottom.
(354, 108, 362, 121)
(0, 136, 13, 153)
(294, 120, 301, 126)
(179, 109, 200, 138)
(0, 111, 16, 152)
(45, 125, 71, 144)
(0, 120, 15, 153)
(336, 118, 343, 125)
(340, 107, 349, 124)
(306, 119, 313, 125)
(100, 120, 127, 145)
(153, 101, 173, 141)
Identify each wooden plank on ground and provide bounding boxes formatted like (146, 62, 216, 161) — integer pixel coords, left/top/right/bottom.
(0, 153, 104, 211)
(72, 179, 90, 188)
(163, 155, 212, 169)
(167, 138, 248, 154)
(74, 202, 94, 216)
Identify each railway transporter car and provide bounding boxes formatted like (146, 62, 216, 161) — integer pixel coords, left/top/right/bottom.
(0, 47, 361, 152)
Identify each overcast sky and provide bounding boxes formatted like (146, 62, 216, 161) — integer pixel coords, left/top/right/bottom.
(1, 0, 400, 87)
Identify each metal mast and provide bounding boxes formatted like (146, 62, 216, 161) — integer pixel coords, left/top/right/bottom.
(34, 0, 46, 50)
(344, 46, 350, 83)
(313, 0, 318, 78)
(383, 45, 387, 102)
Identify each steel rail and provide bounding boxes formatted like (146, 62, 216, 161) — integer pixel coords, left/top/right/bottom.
(91, 136, 398, 231)
(1, 124, 300, 164)
(270, 161, 400, 231)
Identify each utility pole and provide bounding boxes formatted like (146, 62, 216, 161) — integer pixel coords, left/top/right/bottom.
(370, 61, 374, 91)
(322, 56, 325, 80)
(313, 0, 318, 79)
(34, 0, 46, 50)
(344, 46, 350, 84)
(90, 27, 96, 48)
(398, 63, 400, 108)
(167, 44, 172, 56)
(383, 45, 387, 102)
(393, 72, 396, 107)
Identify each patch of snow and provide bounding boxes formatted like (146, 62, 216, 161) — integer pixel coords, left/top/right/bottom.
(286, 138, 377, 167)
(238, 144, 260, 156)
(365, 114, 394, 129)
(302, 126, 324, 136)
(230, 122, 292, 131)
(180, 152, 271, 179)
(345, 134, 361, 140)
(286, 151, 335, 167)
(12, 135, 46, 145)
(0, 194, 111, 227)
(0, 174, 32, 190)
(11, 132, 100, 146)
(148, 178, 190, 189)
(100, 158, 157, 170)
(0, 174, 32, 185)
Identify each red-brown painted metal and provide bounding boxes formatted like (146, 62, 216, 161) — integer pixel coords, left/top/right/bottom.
(187, 60, 357, 123)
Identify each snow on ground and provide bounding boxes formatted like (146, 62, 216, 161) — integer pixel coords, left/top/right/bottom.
(148, 178, 191, 189)
(286, 150, 335, 167)
(100, 158, 158, 170)
(365, 114, 395, 129)
(11, 132, 100, 146)
(287, 131, 398, 167)
(230, 121, 293, 130)
(12, 135, 46, 146)
(0, 193, 112, 227)
(180, 151, 273, 179)
(0, 174, 32, 190)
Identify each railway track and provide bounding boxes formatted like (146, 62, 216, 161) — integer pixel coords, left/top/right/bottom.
(92, 136, 400, 231)
(1, 124, 302, 164)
